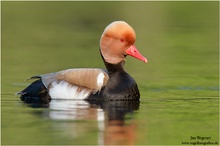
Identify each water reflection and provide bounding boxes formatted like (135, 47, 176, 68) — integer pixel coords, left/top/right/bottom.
(48, 100, 98, 120)
(29, 100, 139, 145)
(95, 101, 139, 145)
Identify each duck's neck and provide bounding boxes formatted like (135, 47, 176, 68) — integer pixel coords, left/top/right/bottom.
(104, 60, 125, 75)
(100, 52, 126, 76)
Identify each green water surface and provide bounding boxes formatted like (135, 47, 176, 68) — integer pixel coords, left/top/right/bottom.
(1, 1, 219, 145)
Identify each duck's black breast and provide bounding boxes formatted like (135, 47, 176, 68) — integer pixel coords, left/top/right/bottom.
(87, 61, 140, 101)
(100, 71, 140, 101)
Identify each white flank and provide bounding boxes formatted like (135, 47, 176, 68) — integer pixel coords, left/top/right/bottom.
(49, 81, 91, 100)
(97, 72, 105, 88)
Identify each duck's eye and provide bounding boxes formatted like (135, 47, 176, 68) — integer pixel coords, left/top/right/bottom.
(120, 39, 125, 42)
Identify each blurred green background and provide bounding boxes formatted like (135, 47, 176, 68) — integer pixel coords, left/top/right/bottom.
(1, 1, 219, 145)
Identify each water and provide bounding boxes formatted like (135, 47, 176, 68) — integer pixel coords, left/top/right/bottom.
(1, 1, 219, 145)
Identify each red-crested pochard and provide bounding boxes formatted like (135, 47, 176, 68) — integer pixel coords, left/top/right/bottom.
(18, 21, 147, 102)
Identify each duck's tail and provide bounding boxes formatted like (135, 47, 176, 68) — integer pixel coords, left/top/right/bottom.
(17, 79, 51, 103)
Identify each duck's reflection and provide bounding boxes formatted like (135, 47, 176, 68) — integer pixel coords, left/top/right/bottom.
(48, 100, 101, 120)
(96, 101, 139, 145)
(30, 100, 139, 145)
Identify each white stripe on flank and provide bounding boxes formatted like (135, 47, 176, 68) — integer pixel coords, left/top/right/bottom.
(49, 81, 91, 100)
(97, 72, 105, 88)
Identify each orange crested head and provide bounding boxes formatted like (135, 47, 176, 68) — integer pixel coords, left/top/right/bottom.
(100, 21, 147, 64)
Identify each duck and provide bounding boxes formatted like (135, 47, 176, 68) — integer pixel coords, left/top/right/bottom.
(17, 21, 147, 102)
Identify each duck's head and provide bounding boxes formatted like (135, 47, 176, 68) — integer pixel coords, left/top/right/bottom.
(100, 21, 147, 64)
